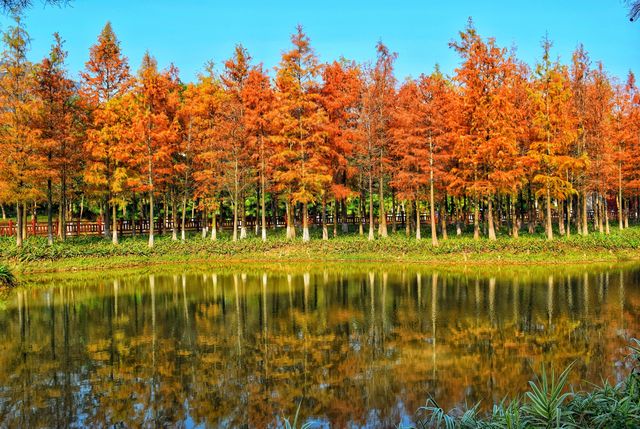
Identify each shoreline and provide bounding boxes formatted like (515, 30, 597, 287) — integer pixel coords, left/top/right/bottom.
(5, 246, 640, 277)
(11, 252, 640, 275)
(3, 227, 640, 275)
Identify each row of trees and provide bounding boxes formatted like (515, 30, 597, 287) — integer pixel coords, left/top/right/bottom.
(0, 17, 638, 247)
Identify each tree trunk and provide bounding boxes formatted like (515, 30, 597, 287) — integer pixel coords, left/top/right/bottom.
(368, 174, 374, 241)
(111, 200, 118, 245)
(47, 178, 53, 245)
(341, 198, 348, 233)
(358, 194, 364, 236)
(624, 199, 629, 228)
(581, 191, 589, 235)
(378, 172, 387, 238)
(597, 194, 604, 233)
(545, 187, 553, 240)
(103, 196, 110, 239)
(131, 193, 137, 237)
(618, 161, 624, 230)
(333, 199, 338, 238)
(473, 199, 480, 240)
(171, 190, 178, 240)
(456, 201, 462, 236)
(23, 202, 27, 239)
(391, 190, 397, 234)
(527, 184, 535, 234)
(162, 194, 168, 235)
(202, 206, 208, 238)
(16, 202, 22, 247)
(487, 198, 497, 240)
(260, 169, 267, 242)
(558, 200, 565, 236)
(405, 201, 411, 238)
(211, 211, 217, 241)
(604, 197, 610, 235)
(59, 174, 66, 241)
(566, 196, 572, 237)
(321, 196, 328, 240)
(302, 202, 310, 242)
(240, 195, 247, 239)
(0, 204, 5, 220)
(233, 194, 239, 242)
(617, 194, 623, 230)
(180, 194, 187, 241)
(440, 203, 448, 241)
(415, 199, 421, 241)
(429, 158, 438, 246)
(286, 200, 295, 240)
(511, 197, 519, 238)
(148, 192, 154, 247)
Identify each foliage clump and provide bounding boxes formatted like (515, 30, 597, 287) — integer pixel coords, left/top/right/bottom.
(403, 340, 640, 429)
(0, 264, 16, 287)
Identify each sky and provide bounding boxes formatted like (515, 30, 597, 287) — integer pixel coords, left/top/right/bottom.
(1, 0, 638, 83)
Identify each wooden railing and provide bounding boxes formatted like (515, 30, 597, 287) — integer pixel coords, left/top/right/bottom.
(0, 209, 625, 238)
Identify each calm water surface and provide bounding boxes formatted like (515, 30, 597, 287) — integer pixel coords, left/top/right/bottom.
(0, 264, 639, 428)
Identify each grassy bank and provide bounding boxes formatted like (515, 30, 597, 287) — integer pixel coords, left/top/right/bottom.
(402, 339, 640, 429)
(2, 226, 640, 273)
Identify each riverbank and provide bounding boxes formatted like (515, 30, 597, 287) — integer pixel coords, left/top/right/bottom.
(2, 226, 640, 273)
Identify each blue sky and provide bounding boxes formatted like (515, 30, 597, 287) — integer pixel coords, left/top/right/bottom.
(2, 0, 638, 83)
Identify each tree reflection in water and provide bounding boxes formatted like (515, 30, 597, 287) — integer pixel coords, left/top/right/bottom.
(0, 265, 638, 428)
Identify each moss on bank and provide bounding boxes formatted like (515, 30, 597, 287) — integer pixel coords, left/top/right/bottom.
(2, 226, 640, 273)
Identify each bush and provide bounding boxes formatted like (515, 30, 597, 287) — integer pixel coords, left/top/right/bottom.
(402, 340, 640, 429)
(0, 264, 16, 287)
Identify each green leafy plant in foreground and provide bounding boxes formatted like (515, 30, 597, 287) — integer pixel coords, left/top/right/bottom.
(283, 399, 314, 429)
(402, 340, 640, 429)
(0, 264, 16, 287)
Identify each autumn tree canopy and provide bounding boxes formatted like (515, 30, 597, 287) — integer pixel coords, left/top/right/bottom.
(0, 19, 638, 246)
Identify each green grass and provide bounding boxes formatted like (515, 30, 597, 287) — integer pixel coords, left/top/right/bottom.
(2, 225, 640, 273)
(403, 339, 640, 429)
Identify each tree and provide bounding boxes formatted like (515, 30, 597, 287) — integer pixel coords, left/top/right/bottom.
(359, 42, 397, 240)
(392, 80, 426, 240)
(569, 44, 591, 235)
(81, 22, 131, 244)
(320, 59, 362, 238)
(0, 0, 68, 13)
(0, 15, 43, 247)
(584, 63, 614, 234)
(616, 72, 640, 228)
(450, 20, 524, 240)
(191, 64, 225, 239)
(529, 37, 577, 240)
(175, 83, 197, 241)
(34, 33, 80, 244)
(393, 68, 457, 244)
(244, 64, 275, 242)
(130, 52, 180, 247)
(219, 45, 254, 241)
(628, 0, 640, 21)
(271, 26, 329, 242)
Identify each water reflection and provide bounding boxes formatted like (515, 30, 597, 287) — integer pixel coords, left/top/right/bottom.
(0, 266, 639, 428)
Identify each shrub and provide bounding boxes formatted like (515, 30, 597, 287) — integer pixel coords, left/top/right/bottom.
(0, 264, 16, 287)
(402, 340, 640, 429)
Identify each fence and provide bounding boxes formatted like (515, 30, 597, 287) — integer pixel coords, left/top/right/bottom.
(0, 209, 623, 238)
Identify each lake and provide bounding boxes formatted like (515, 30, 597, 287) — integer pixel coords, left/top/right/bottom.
(0, 264, 638, 428)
